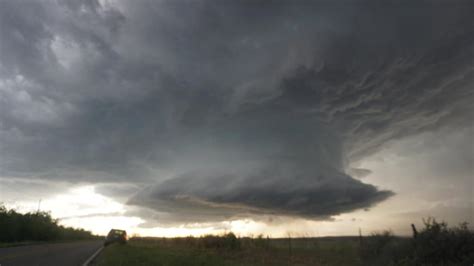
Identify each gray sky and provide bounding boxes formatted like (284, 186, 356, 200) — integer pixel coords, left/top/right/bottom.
(0, 0, 472, 236)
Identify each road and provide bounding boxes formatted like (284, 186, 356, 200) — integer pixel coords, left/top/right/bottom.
(0, 241, 103, 266)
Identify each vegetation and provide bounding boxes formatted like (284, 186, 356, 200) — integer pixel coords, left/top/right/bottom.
(97, 219, 473, 266)
(1, 203, 471, 265)
(361, 218, 474, 266)
(0, 204, 97, 243)
(97, 235, 362, 266)
(96, 239, 237, 266)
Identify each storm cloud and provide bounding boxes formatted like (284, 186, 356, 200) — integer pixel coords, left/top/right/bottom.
(1, 0, 473, 223)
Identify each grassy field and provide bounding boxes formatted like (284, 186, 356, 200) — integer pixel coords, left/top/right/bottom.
(95, 220, 473, 266)
(95, 239, 235, 266)
(95, 236, 363, 266)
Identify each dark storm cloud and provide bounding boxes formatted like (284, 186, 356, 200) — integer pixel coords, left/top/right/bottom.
(94, 182, 143, 203)
(348, 168, 372, 179)
(130, 167, 392, 221)
(0, 177, 70, 202)
(1, 0, 473, 223)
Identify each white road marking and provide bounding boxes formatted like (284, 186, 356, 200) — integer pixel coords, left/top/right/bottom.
(82, 246, 104, 266)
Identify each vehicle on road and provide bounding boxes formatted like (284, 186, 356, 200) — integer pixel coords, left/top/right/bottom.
(104, 229, 127, 246)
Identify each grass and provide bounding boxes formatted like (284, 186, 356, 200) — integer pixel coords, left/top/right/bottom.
(96, 220, 474, 266)
(95, 240, 237, 266)
(95, 237, 363, 266)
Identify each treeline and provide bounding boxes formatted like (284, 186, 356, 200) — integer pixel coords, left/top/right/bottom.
(0, 205, 97, 242)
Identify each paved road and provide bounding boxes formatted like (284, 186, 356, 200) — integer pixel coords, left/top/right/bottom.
(0, 241, 103, 266)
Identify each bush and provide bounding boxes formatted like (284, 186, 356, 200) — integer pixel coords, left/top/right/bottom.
(200, 232, 240, 250)
(411, 218, 474, 265)
(360, 218, 474, 265)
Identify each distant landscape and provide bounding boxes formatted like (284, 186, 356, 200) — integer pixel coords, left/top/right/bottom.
(94, 219, 474, 266)
(1, 205, 473, 265)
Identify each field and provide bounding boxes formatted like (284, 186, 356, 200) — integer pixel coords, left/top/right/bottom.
(95, 220, 474, 266)
(95, 236, 364, 266)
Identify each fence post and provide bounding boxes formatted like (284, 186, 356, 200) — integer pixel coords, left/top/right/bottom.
(411, 224, 418, 239)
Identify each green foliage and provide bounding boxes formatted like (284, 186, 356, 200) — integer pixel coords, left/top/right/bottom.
(411, 218, 474, 265)
(0, 204, 96, 242)
(360, 218, 474, 265)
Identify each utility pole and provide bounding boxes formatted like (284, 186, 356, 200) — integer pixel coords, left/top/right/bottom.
(37, 199, 42, 213)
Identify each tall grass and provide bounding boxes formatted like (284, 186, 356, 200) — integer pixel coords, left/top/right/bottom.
(0, 204, 97, 242)
(123, 234, 362, 266)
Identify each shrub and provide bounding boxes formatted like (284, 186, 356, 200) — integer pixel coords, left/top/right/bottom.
(412, 218, 474, 265)
(360, 218, 474, 265)
(200, 232, 240, 250)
